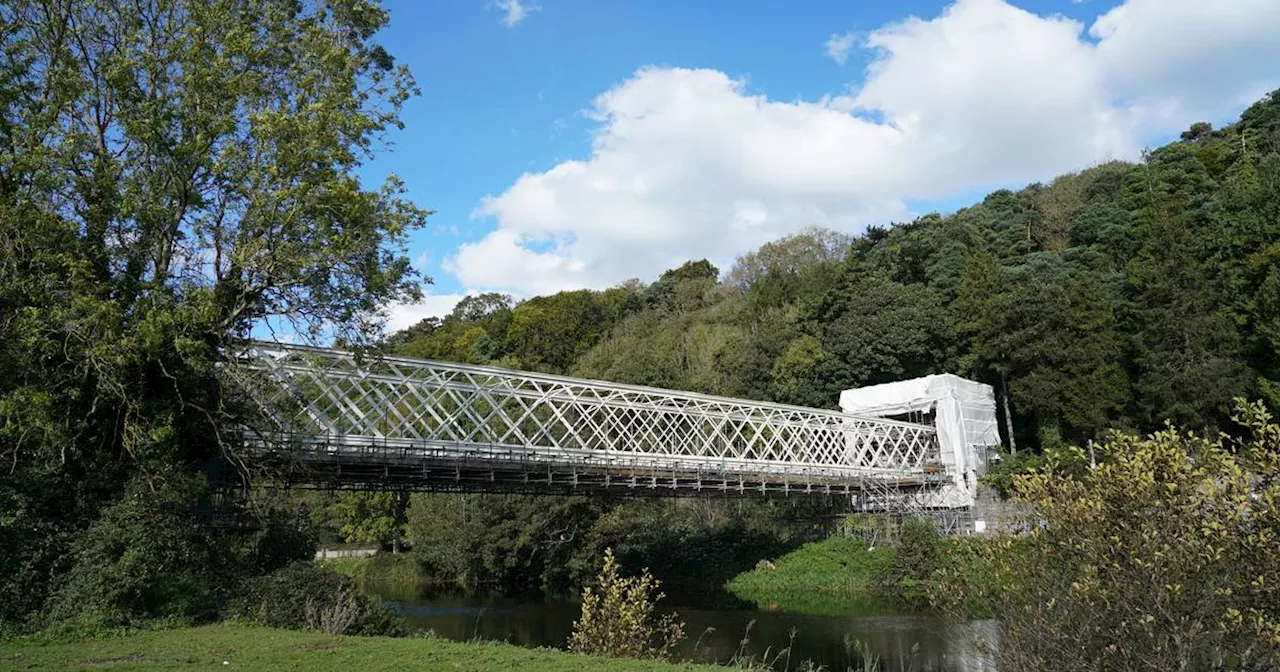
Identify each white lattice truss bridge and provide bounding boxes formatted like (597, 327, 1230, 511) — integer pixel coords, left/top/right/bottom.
(229, 342, 948, 501)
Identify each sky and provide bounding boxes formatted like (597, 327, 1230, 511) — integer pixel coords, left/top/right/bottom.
(363, 0, 1280, 333)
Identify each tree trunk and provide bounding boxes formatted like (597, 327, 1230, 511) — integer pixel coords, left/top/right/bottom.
(1001, 372, 1017, 455)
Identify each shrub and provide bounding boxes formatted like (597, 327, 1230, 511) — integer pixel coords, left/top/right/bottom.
(229, 562, 401, 636)
(42, 475, 223, 631)
(879, 517, 942, 608)
(567, 548, 685, 660)
(945, 400, 1280, 670)
(240, 511, 317, 575)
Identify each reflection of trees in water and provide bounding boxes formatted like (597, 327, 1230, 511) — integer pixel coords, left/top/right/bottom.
(377, 585, 999, 671)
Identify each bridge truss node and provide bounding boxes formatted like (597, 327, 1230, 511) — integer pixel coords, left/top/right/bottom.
(227, 342, 950, 514)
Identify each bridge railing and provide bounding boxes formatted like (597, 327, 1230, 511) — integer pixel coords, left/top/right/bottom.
(227, 342, 942, 488)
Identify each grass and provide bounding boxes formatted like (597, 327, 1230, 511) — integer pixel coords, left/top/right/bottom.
(727, 537, 891, 596)
(317, 556, 368, 580)
(319, 553, 426, 587)
(0, 624, 722, 671)
(725, 538, 895, 616)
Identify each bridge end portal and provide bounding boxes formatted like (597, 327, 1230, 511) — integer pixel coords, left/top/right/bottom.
(840, 374, 1001, 514)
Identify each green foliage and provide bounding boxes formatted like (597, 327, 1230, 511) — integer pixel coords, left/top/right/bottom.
(578, 499, 803, 596)
(334, 492, 407, 546)
(0, 0, 425, 628)
(724, 532, 1001, 618)
(879, 518, 943, 609)
(815, 269, 950, 397)
(726, 538, 892, 605)
(980, 451, 1050, 499)
(568, 549, 685, 661)
(941, 400, 1280, 670)
(42, 475, 223, 631)
(228, 562, 401, 637)
(401, 494, 806, 594)
(322, 553, 426, 588)
(405, 493, 607, 589)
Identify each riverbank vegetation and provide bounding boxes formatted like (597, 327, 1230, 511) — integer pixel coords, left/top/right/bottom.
(725, 404, 1280, 668)
(569, 549, 685, 661)
(940, 401, 1280, 670)
(0, 0, 427, 637)
(724, 520, 989, 617)
(725, 539, 891, 613)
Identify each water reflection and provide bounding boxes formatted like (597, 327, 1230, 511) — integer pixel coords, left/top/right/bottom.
(369, 582, 997, 671)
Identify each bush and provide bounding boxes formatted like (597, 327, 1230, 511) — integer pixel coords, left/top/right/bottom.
(567, 549, 685, 660)
(944, 401, 1280, 670)
(229, 562, 401, 636)
(879, 517, 943, 608)
(240, 511, 317, 575)
(42, 475, 224, 631)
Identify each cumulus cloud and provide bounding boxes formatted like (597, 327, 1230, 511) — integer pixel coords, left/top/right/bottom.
(456, 0, 1280, 295)
(825, 31, 857, 65)
(495, 0, 538, 28)
(383, 293, 471, 334)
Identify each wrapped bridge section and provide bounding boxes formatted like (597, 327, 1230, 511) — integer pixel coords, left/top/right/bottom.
(229, 342, 947, 497)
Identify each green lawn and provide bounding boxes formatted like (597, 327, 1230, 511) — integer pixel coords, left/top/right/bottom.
(0, 624, 720, 671)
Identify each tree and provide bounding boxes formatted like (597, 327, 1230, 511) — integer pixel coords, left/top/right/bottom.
(0, 0, 425, 626)
(334, 492, 406, 549)
(567, 549, 685, 661)
(505, 291, 611, 373)
(643, 259, 718, 311)
(814, 265, 950, 401)
(1000, 262, 1130, 444)
(728, 227, 849, 311)
(952, 250, 1019, 451)
(1125, 154, 1254, 429)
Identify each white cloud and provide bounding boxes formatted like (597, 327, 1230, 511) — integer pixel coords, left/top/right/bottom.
(383, 293, 471, 334)
(455, 0, 1280, 296)
(495, 0, 538, 28)
(825, 31, 857, 65)
(1091, 0, 1280, 121)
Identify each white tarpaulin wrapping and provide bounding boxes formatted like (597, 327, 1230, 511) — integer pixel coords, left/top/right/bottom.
(840, 374, 1000, 508)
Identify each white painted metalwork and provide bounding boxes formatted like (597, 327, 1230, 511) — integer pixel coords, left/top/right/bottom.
(228, 342, 944, 495)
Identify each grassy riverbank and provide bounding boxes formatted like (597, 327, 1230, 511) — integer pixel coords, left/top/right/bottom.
(0, 624, 720, 671)
(726, 538, 895, 615)
(319, 553, 425, 587)
(726, 533, 993, 617)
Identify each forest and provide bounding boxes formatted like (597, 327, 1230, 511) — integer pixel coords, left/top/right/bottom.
(306, 90, 1280, 592)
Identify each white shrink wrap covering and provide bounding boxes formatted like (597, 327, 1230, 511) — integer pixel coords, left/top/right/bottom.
(840, 374, 1000, 508)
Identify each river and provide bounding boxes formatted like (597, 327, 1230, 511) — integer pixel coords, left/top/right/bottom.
(367, 583, 999, 671)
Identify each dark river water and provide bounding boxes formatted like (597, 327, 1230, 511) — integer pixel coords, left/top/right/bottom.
(367, 583, 999, 671)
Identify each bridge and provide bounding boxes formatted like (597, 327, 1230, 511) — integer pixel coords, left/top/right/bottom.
(227, 342, 993, 515)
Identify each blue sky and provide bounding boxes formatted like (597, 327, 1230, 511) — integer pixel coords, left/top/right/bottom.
(358, 0, 1280, 331)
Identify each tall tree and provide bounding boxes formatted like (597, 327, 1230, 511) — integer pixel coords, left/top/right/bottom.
(0, 0, 425, 625)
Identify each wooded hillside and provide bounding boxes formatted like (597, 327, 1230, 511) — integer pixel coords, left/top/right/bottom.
(390, 91, 1280, 452)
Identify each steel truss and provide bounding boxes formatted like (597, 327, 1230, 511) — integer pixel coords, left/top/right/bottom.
(228, 342, 945, 501)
